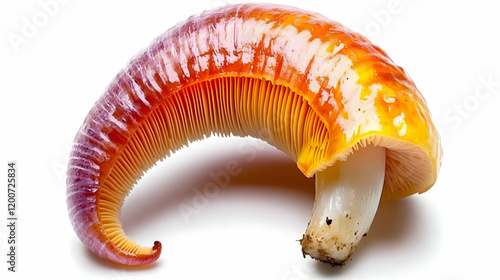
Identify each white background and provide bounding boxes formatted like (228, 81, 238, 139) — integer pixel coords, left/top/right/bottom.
(1, 0, 499, 279)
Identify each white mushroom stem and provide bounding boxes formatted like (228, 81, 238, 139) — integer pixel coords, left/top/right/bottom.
(301, 145, 386, 265)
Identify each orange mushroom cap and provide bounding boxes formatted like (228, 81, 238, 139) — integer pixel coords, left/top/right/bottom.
(67, 3, 442, 266)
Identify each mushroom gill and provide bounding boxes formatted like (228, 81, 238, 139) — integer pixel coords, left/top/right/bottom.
(97, 76, 329, 258)
(67, 3, 442, 266)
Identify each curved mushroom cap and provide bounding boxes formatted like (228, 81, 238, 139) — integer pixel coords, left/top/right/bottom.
(67, 3, 442, 265)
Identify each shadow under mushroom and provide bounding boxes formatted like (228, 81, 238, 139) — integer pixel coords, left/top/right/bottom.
(79, 138, 429, 272)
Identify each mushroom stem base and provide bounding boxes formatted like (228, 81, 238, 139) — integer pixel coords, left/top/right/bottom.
(300, 145, 386, 265)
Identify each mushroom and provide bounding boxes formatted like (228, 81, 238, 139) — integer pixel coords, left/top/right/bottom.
(67, 3, 442, 266)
